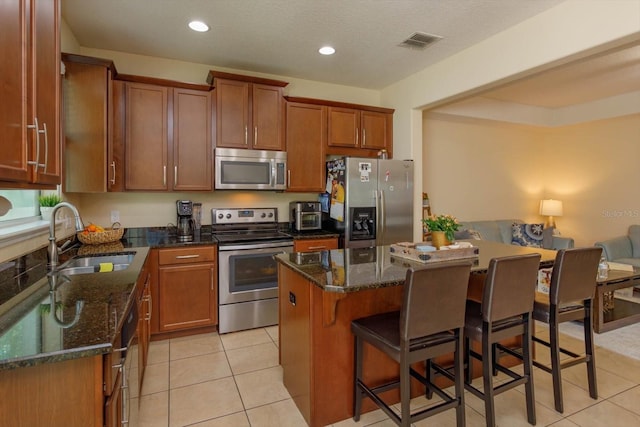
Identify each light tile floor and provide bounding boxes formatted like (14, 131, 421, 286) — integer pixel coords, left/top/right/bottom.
(133, 323, 640, 426)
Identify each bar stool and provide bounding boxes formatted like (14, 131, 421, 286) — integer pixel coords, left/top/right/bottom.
(351, 262, 472, 427)
(463, 253, 541, 427)
(532, 247, 602, 413)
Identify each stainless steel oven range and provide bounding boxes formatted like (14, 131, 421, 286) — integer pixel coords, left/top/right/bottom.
(212, 208, 293, 334)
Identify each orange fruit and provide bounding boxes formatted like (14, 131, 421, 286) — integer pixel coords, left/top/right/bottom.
(87, 224, 97, 232)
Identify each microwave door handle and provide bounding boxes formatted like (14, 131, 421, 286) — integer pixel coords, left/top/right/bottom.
(271, 160, 276, 188)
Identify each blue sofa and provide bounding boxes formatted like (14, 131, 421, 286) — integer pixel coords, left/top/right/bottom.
(594, 225, 640, 267)
(458, 219, 574, 250)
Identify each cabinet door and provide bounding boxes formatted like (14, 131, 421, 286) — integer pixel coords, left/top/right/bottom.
(158, 263, 217, 331)
(252, 84, 284, 150)
(125, 83, 169, 190)
(328, 107, 360, 148)
(0, 0, 30, 183)
(31, 0, 61, 185)
(173, 88, 213, 190)
(215, 79, 250, 149)
(286, 102, 326, 192)
(63, 60, 110, 192)
(361, 111, 391, 151)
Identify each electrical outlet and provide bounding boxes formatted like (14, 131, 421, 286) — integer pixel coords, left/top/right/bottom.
(110, 210, 120, 223)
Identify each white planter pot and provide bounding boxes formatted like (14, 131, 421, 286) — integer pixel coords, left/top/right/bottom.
(41, 207, 54, 222)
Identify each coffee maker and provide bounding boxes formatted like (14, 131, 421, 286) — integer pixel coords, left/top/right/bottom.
(176, 200, 194, 241)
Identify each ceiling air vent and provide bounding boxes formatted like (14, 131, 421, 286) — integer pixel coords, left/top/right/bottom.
(399, 32, 442, 50)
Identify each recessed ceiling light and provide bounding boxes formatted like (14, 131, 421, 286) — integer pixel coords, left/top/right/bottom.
(319, 46, 335, 55)
(188, 21, 209, 32)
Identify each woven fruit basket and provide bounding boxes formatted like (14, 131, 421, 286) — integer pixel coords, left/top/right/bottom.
(77, 222, 124, 245)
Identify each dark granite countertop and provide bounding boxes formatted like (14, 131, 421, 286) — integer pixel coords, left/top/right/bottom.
(0, 246, 149, 371)
(275, 240, 558, 293)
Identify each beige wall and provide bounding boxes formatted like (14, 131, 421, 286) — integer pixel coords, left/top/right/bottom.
(423, 113, 640, 247)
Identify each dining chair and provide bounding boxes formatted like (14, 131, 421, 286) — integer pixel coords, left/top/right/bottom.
(532, 247, 602, 413)
(351, 262, 472, 427)
(463, 253, 541, 427)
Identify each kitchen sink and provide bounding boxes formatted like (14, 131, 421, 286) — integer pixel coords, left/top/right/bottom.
(56, 253, 135, 276)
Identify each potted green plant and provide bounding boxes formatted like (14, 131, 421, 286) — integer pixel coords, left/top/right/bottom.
(38, 194, 62, 221)
(422, 214, 461, 248)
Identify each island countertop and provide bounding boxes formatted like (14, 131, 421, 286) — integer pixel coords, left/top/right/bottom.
(274, 239, 557, 293)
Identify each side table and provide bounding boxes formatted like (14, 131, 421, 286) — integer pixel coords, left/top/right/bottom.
(595, 268, 640, 333)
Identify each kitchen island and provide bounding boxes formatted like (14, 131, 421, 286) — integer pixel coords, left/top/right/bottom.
(275, 240, 557, 427)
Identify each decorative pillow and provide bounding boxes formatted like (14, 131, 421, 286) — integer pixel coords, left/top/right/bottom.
(511, 223, 544, 247)
(467, 229, 482, 240)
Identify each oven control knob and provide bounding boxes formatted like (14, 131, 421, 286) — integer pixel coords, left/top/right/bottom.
(268, 213, 273, 218)
(217, 213, 223, 219)
(226, 214, 232, 219)
(261, 213, 266, 218)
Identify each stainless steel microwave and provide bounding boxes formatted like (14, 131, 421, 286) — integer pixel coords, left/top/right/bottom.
(215, 148, 287, 190)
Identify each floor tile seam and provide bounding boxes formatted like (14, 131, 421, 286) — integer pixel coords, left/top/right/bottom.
(558, 366, 638, 395)
(242, 395, 291, 412)
(167, 348, 227, 364)
(223, 339, 278, 353)
(168, 372, 235, 391)
(604, 394, 640, 418)
(605, 384, 640, 402)
(510, 384, 602, 417)
(230, 361, 280, 377)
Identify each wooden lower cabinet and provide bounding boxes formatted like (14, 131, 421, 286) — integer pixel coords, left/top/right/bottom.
(156, 246, 217, 332)
(0, 355, 104, 427)
(293, 237, 338, 253)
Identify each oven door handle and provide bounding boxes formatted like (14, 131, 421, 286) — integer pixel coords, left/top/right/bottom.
(219, 241, 293, 251)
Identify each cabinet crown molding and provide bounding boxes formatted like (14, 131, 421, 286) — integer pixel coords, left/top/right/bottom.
(207, 70, 289, 88)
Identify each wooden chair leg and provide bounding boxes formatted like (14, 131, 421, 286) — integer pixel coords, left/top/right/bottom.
(482, 336, 496, 427)
(523, 318, 536, 425)
(584, 303, 598, 400)
(353, 336, 363, 421)
(464, 336, 472, 385)
(549, 320, 564, 413)
(454, 331, 466, 427)
(400, 357, 411, 427)
(425, 358, 433, 399)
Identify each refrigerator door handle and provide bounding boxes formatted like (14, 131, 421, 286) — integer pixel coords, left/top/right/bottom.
(378, 189, 385, 245)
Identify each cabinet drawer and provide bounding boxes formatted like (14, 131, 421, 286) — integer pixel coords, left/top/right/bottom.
(294, 238, 338, 253)
(158, 246, 216, 265)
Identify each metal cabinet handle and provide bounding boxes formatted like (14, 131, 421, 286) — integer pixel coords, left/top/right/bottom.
(121, 363, 130, 426)
(110, 161, 116, 185)
(175, 254, 200, 259)
(174, 166, 177, 187)
(41, 122, 49, 171)
(163, 165, 167, 186)
(307, 245, 327, 250)
(254, 126, 258, 146)
(287, 170, 291, 187)
(211, 267, 215, 291)
(362, 128, 366, 147)
(355, 127, 359, 146)
(244, 126, 248, 145)
(27, 117, 41, 171)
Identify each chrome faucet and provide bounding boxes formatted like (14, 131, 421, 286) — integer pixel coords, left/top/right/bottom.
(48, 202, 85, 270)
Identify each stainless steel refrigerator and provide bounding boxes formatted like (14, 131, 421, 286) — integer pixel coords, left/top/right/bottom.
(325, 157, 414, 248)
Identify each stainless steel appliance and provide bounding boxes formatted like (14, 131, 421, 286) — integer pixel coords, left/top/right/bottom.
(212, 207, 293, 333)
(176, 200, 194, 242)
(290, 201, 322, 231)
(214, 147, 287, 190)
(326, 157, 414, 248)
(112, 296, 138, 426)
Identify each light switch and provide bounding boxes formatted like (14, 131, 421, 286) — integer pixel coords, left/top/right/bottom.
(110, 210, 120, 223)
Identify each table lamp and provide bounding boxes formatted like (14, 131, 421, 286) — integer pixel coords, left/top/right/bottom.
(539, 199, 563, 229)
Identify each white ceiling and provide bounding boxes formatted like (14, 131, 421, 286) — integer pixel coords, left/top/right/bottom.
(62, 0, 564, 90)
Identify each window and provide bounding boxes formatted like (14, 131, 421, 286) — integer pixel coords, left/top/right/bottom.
(0, 190, 40, 224)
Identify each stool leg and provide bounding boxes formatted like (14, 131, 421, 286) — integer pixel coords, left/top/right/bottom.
(523, 316, 536, 425)
(353, 336, 363, 421)
(425, 358, 433, 399)
(464, 336, 472, 385)
(492, 343, 498, 376)
(400, 356, 411, 427)
(454, 330, 466, 427)
(584, 301, 598, 400)
(549, 313, 564, 413)
(482, 333, 496, 427)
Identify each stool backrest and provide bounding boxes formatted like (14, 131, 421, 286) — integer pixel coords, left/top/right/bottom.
(400, 263, 471, 341)
(482, 253, 541, 322)
(549, 247, 602, 305)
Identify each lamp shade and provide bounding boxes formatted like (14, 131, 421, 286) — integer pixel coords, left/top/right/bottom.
(539, 199, 563, 217)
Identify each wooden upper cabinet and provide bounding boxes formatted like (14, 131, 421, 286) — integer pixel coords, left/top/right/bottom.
(328, 107, 392, 156)
(0, 0, 60, 188)
(286, 102, 327, 192)
(125, 83, 169, 190)
(173, 88, 213, 191)
(62, 54, 118, 193)
(123, 79, 213, 191)
(208, 71, 288, 151)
